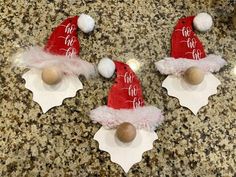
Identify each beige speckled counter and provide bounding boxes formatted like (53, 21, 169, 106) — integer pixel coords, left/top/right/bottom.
(1, 0, 236, 176)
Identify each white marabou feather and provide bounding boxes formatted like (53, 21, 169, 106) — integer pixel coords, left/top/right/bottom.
(155, 54, 226, 75)
(14, 46, 96, 78)
(90, 106, 164, 131)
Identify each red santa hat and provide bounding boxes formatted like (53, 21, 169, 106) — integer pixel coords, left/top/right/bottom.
(16, 14, 95, 78)
(90, 58, 164, 131)
(155, 12, 226, 75)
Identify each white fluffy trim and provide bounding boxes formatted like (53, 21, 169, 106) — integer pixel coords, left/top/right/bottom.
(155, 54, 226, 75)
(14, 46, 96, 78)
(90, 106, 164, 131)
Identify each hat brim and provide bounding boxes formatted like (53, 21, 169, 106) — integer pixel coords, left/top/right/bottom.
(14, 46, 95, 78)
(90, 106, 164, 131)
(155, 54, 226, 75)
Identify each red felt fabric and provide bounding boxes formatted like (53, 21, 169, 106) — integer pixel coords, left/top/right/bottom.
(171, 16, 206, 60)
(107, 61, 145, 109)
(44, 16, 80, 58)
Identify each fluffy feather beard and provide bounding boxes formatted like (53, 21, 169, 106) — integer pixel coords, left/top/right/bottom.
(90, 106, 164, 131)
(155, 54, 227, 75)
(14, 46, 96, 78)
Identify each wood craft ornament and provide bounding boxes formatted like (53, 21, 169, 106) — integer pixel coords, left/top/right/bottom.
(41, 67, 63, 85)
(116, 122, 137, 143)
(155, 12, 227, 115)
(14, 14, 96, 113)
(184, 67, 204, 85)
(90, 58, 164, 173)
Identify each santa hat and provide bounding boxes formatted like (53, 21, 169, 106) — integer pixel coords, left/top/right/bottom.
(15, 14, 95, 78)
(90, 58, 164, 131)
(155, 12, 226, 75)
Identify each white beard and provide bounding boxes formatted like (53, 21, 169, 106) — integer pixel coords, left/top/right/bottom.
(22, 69, 83, 113)
(162, 72, 221, 114)
(94, 126, 158, 173)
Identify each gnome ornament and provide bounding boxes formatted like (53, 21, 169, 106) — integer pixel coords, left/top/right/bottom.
(14, 14, 96, 113)
(155, 12, 226, 114)
(90, 58, 164, 173)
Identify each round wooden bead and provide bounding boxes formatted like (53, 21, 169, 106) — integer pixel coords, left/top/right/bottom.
(184, 67, 204, 85)
(41, 67, 62, 85)
(116, 122, 136, 143)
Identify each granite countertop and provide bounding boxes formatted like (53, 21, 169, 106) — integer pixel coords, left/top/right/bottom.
(1, 0, 236, 176)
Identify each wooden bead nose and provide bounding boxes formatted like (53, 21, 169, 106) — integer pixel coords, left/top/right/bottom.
(41, 67, 62, 85)
(184, 67, 204, 85)
(116, 122, 136, 143)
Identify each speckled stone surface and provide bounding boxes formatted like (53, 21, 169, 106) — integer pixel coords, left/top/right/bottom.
(1, 0, 236, 176)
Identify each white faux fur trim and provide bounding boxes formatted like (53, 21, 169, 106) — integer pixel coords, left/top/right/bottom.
(14, 46, 96, 78)
(155, 54, 226, 75)
(90, 106, 164, 131)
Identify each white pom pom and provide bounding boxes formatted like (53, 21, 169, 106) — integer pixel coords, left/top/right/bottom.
(77, 14, 95, 33)
(193, 12, 213, 32)
(98, 58, 115, 78)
